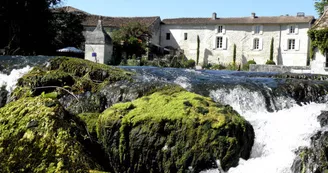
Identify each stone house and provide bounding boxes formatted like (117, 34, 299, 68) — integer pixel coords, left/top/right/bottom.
(310, 7, 328, 74)
(161, 13, 314, 66)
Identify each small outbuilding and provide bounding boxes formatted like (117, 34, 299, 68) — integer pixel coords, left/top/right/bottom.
(85, 20, 113, 64)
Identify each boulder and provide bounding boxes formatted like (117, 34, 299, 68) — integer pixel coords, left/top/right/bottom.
(97, 87, 255, 172)
(0, 96, 106, 172)
(0, 85, 8, 108)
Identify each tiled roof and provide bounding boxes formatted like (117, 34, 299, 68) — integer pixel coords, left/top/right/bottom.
(83, 15, 160, 28)
(52, 6, 90, 14)
(312, 10, 328, 29)
(162, 16, 315, 25)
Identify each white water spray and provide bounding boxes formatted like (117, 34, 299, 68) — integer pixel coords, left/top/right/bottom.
(0, 66, 32, 92)
(202, 87, 325, 173)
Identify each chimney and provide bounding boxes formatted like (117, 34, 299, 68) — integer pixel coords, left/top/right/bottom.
(251, 12, 256, 18)
(297, 12, 305, 17)
(325, 5, 328, 12)
(212, 12, 217, 20)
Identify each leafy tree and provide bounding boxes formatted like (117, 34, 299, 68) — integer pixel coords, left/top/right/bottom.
(51, 9, 86, 50)
(112, 22, 152, 61)
(0, 0, 85, 55)
(315, 0, 328, 16)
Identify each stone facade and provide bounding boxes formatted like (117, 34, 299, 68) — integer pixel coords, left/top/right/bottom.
(160, 14, 313, 66)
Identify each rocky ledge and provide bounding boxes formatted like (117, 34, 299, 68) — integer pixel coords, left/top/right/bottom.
(0, 57, 255, 172)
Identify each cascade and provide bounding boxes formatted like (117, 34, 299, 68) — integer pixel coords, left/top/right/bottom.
(1, 58, 328, 173)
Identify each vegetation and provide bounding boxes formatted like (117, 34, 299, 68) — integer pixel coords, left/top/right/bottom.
(0, 96, 104, 172)
(112, 22, 152, 64)
(243, 60, 257, 71)
(0, 0, 85, 55)
(314, 0, 328, 16)
(196, 35, 200, 65)
(270, 37, 274, 61)
(308, 29, 328, 59)
(266, 59, 276, 65)
(97, 86, 254, 172)
(233, 44, 237, 66)
(12, 57, 132, 100)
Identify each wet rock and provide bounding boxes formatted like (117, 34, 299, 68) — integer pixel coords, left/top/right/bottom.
(97, 87, 255, 173)
(0, 96, 106, 172)
(318, 111, 328, 127)
(292, 131, 328, 173)
(0, 85, 8, 108)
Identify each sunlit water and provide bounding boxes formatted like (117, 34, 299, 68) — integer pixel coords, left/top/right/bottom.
(1, 63, 327, 173)
(200, 88, 326, 173)
(0, 66, 32, 92)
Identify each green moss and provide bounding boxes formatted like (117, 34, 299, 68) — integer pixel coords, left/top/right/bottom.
(13, 57, 133, 100)
(0, 96, 103, 172)
(78, 113, 100, 137)
(97, 87, 253, 172)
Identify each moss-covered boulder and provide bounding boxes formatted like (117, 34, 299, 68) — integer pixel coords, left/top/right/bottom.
(0, 85, 8, 108)
(12, 57, 132, 99)
(97, 87, 254, 172)
(0, 96, 105, 172)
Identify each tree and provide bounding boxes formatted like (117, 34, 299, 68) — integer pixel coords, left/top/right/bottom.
(270, 37, 274, 61)
(0, 0, 85, 55)
(196, 35, 200, 65)
(51, 9, 86, 50)
(112, 22, 152, 62)
(315, 0, 328, 16)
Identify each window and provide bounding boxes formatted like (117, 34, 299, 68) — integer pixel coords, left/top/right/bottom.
(218, 26, 223, 33)
(255, 25, 261, 34)
(253, 38, 260, 50)
(217, 37, 223, 48)
(289, 25, 295, 34)
(166, 33, 170, 40)
(184, 33, 188, 40)
(288, 39, 295, 50)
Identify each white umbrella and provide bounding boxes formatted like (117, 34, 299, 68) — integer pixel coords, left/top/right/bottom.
(56, 47, 84, 53)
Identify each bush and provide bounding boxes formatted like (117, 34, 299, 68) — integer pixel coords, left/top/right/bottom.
(211, 64, 226, 70)
(242, 60, 256, 71)
(127, 59, 140, 66)
(184, 59, 196, 68)
(227, 63, 238, 71)
(265, 60, 276, 65)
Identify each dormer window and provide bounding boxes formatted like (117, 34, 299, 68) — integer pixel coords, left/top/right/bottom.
(252, 25, 263, 35)
(218, 26, 223, 33)
(289, 25, 295, 34)
(255, 25, 261, 34)
(287, 25, 298, 34)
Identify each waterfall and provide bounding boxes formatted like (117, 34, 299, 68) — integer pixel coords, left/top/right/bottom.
(200, 87, 326, 173)
(0, 66, 32, 92)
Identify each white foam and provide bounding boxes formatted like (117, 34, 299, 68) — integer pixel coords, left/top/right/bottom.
(205, 87, 325, 173)
(0, 66, 32, 92)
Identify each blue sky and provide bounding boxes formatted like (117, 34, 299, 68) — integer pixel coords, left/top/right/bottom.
(64, 0, 318, 19)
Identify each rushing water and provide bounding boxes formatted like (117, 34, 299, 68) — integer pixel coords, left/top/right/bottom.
(1, 57, 328, 173)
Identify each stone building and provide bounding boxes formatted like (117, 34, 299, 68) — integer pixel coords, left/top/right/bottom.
(57, 6, 315, 67)
(161, 12, 314, 66)
(310, 7, 328, 74)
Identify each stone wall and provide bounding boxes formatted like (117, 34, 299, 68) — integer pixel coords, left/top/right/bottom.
(249, 64, 311, 73)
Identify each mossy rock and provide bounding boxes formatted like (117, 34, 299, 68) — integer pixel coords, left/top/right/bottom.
(0, 96, 104, 172)
(97, 87, 254, 172)
(12, 57, 133, 100)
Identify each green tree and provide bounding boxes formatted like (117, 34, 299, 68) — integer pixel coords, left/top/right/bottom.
(51, 9, 86, 50)
(0, 0, 85, 55)
(112, 22, 152, 62)
(270, 37, 274, 61)
(196, 35, 200, 65)
(315, 0, 328, 16)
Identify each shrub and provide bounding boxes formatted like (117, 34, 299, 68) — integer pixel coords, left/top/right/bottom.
(265, 60, 276, 65)
(127, 59, 140, 66)
(242, 60, 256, 71)
(184, 59, 196, 68)
(211, 64, 226, 70)
(227, 63, 238, 71)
